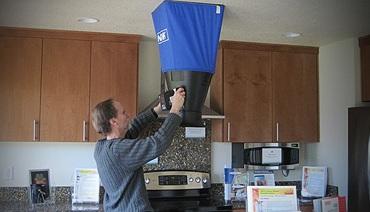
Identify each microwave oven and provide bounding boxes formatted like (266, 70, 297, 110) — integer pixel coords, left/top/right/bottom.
(244, 143, 299, 170)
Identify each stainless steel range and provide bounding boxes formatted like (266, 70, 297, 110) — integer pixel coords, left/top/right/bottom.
(144, 170, 231, 212)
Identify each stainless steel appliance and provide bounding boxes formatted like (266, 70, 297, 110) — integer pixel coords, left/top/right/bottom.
(144, 170, 231, 211)
(244, 143, 300, 170)
(348, 107, 370, 211)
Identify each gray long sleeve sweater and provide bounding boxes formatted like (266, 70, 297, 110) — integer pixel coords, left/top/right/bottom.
(94, 110, 182, 212)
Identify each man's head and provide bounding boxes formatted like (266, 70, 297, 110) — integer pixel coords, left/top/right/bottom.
(92, 99, 130, 137)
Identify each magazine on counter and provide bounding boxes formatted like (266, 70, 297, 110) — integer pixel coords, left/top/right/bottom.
(247, 186, 298, 212)
(71, 168, 100, 210)
(301, 166, 327, 198)
(253, 172, 275, 186)
(313, 196, 346, 212)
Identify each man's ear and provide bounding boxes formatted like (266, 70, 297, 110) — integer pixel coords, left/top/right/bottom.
(109, 118, 117, 126)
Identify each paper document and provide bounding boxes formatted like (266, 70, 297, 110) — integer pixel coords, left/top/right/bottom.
(247, 186, 298, 212)
(254, 173, 275, 186)
(301, 166, 327, 197)
(72, 168, 100, 204)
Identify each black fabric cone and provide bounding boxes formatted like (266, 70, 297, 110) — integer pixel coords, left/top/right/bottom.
(165, 71, 212, 127)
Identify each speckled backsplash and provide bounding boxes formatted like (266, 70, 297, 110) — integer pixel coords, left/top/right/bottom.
(142, 119, 212, 173)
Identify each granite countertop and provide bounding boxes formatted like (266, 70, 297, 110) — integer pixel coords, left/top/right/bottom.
(0, 201, 104, 212)
(0, 182, 330, 211)
(0, 201, 245, 212)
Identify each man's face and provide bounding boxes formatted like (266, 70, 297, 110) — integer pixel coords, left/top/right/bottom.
(112, 101, 130, 136)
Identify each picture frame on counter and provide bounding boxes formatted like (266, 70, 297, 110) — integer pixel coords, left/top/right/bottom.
(29, 169, 50, 204)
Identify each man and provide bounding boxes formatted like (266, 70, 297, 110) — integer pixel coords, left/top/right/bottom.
(92, 88, 185, 211)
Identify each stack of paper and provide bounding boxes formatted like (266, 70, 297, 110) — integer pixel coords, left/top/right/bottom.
(313, 196, 346, 212)
(301, 166, 327, 198)
(247, 186, 298, 212)
(71, 168, 100, 210)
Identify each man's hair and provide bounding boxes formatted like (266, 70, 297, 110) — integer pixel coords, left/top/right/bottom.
(91, 99, 117, 135)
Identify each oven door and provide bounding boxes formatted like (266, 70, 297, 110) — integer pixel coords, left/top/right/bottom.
(147, 189, 232, 211)
(149, 196, 232, 212)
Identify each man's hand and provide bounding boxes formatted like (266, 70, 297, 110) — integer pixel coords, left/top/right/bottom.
(170, 87, 185, 115)
(153, 102, 161, 115)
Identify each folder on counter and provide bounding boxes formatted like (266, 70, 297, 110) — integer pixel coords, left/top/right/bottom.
(312, 196, 346, 212)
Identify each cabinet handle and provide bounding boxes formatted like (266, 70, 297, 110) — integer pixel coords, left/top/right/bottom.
(276, 122, 279, 142)
(227, 122, 231, 142)
(33, 120, 39, 141)
(83, 121, 88, 142)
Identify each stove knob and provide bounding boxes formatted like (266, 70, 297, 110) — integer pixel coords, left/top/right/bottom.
(195, 177, 201, 183)
(202, 178, 208, 184)
(145, 178, 150, 184)
(189, 177, 194, 182)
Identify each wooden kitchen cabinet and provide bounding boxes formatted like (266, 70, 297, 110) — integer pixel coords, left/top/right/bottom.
(0, 27, 140, 142)
(211, 41, 319, 143)
(89, 41, 138, 142)
(359, 35, 370, 101)
(213, 48, 273, 142)
(0, 37, 42, 141)
(40, 39, 90, 142)
(272, 51, 318, 142)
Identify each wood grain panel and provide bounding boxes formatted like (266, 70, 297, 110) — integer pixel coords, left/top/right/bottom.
(0, 37, 42, 141)
(272, 52, 318, 142)
(40, 39, 90, 141)
(211, 41, 318, 143)
(223, 49, 272, 142)
(300, 53, 319, 142)
(272, 52, 302, 142)
(89, 41, 138, 141)
(210, 48, 224, 142)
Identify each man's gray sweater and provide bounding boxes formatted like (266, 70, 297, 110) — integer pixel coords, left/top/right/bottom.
(94, 110, 181, 212)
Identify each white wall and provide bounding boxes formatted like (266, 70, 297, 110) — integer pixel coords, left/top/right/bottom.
(138, 40, 161, 111)
(304, 37, 367, 198)
(0, 142, 96, 186)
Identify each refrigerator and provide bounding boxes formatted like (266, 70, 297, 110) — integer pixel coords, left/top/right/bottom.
(348, 107, 370, 211)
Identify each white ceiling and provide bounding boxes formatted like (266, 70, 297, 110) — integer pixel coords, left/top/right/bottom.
(1, 0, 369, 46)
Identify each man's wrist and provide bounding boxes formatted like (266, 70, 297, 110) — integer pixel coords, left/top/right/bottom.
(169, 109, 182, 117)
(151, 108, 158, 118)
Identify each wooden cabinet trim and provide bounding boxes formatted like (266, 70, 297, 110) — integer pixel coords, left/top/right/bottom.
(220, 40, 318, 54)
(0, 27, 141, 43)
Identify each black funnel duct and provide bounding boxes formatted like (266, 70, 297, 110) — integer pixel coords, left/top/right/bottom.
(165, 71, 212, 126)
(152, 1, 224, 127)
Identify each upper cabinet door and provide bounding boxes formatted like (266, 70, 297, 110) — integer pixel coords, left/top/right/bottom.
(40, 39, 90, 141)
(272, 52, 318, 142)
(89, 41, 138, 142)
(223, 49, 272, 142)
(0, 37, 42, 141)
(299, 53, 319, 142)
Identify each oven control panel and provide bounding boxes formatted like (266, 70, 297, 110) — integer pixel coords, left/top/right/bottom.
(144, 170, 210, 190)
